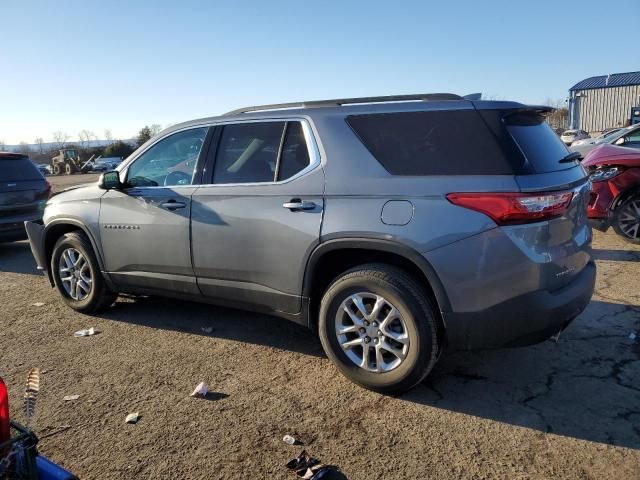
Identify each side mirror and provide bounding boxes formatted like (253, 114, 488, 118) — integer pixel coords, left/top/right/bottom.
(98, 171, 122, 190)
(614, 137, 625, 146)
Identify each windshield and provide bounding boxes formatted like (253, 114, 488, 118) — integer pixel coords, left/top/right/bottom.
(600, 129, 621, 139)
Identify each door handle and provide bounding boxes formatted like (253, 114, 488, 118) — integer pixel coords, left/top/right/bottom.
(160, 200, 186, 210)
(283, 199, 316, 211)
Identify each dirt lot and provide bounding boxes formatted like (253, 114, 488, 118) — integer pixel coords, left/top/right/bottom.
(1, 174, 639, 479)
(47, 173, 101, 193)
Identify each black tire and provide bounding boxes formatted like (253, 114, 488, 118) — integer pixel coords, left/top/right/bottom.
(64, 162, 73, 175)
(52, 164, 61, 175)
(51, 231, 118, 313)
(318, 263, 439, 394)
(612, 193, 640, 245)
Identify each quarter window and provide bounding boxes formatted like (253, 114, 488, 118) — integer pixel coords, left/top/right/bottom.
(126, 128, 207, 187)
(347, 110, 515, 175)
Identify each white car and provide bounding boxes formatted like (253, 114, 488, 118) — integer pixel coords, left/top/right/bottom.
(560, 129, 590, 145)
(570, 124, 640, 157)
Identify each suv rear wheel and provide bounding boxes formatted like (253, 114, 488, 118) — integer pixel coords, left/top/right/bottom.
(612, 192, 640, 244)
(318, 264, 439, 394)
(51, 231, 117, 313)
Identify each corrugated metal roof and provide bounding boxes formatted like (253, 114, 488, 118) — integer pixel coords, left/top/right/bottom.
(570, 71, 640, 91)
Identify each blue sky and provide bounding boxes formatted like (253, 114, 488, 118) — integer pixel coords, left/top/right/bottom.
(1, 0, 638, 144)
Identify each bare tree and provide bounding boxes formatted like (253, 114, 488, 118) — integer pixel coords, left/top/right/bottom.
(34, 137, 45, 154)
(104, 129, 113, 142)
(0, 139, 5, 151)
(544, 98, 569, 131)
(78, 130, 96, 149)
(52, 131, 70, 150)
(150, 124, 163, 136)
(17, 141, 31, 154)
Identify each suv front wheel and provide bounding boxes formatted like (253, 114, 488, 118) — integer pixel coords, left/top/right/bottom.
(318, 264, 439, 394)
(51, 231, 118, 313)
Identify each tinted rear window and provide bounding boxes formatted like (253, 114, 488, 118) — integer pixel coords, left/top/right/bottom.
(505, 113, 573, 172)
(346, 110, 516, 175)
(0, 158, 43, 181)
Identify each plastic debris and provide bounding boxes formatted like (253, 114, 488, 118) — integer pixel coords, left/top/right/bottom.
(74, 327, 99, 337)
(63, 395, 80, 401)
(630, 331, 637, 341)
(285, 450, 337, 479)
(125, 412, 140, 424)
(190, 382, 208, 398)
(283, 434, 298, 445)
(201, 327, 214, 334)
(32, 302, 45, 307)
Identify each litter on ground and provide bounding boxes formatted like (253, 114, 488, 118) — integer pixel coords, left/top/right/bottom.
(125, 412, 140, 424)
(190, 382, 208, 398)
(74, 327, 99, 337)
(283, 434, 298, 445)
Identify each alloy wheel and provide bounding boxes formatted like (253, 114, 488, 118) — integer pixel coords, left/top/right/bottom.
(335, 292, 410, 373)
(58, 248, 92, 301)
(617, 198, 640, 240)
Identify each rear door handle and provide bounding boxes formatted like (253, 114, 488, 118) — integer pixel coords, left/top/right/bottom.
(283, 199, 316, 211)
(160, 200, 186, 210)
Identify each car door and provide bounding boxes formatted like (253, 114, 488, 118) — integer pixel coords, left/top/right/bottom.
(99, 126, 209, 295)
(191, 119, 324, 314)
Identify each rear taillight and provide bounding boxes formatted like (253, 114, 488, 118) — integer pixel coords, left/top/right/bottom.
(0, 377, 9, 446)
(447, 191, 574, 225)
(36, 182, 52, 202)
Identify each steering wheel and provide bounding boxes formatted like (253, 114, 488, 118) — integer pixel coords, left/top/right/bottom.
(164, 171, 191, 186)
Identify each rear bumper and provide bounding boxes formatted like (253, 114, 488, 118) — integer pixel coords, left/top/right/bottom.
(443, 261, 596, 350)
(24, 220, 47, 271)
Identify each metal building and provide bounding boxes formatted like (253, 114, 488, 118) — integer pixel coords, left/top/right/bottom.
(568, 71, 640, 133)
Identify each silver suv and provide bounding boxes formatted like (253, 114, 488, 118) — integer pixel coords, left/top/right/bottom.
(25, 94, 596, 393)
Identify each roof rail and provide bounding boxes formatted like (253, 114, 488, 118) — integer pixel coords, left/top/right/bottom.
(223, 93, 464, 116)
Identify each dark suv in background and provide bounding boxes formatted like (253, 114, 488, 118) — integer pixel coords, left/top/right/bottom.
(26, 94, 595, 393)
(0, 153, 50, 242)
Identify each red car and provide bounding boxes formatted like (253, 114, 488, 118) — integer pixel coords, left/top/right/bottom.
(583, 144, 640, 244)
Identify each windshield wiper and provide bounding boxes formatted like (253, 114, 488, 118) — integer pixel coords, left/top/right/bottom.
(559, 151, 582, 163)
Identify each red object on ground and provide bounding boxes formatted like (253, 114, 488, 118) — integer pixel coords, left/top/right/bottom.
(0, 377, 9, 446)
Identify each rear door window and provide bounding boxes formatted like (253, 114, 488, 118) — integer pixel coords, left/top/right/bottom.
(346, 110, 515, 175)
(0, 157, 43, 181)
(504, 112, 573, 173)
(211, 121, 312, 184)
(213, 122, 285, 184)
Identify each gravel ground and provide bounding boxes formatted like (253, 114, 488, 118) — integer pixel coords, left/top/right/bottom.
(46, 173, 101, 193)
(1, 175, 639, 479)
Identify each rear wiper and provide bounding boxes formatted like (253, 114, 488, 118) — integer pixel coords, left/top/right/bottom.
(559, 151, 582, 163)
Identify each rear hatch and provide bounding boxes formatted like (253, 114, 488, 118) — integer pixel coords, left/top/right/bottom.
(476, 104, 592, 290)
(0, 155, 49, 219)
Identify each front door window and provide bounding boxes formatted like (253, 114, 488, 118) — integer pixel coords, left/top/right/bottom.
(126, 128, 207, 187)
